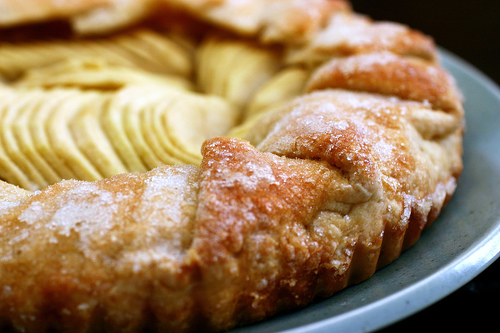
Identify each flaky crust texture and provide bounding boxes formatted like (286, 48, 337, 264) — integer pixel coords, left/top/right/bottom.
(0, 0, 464, 332)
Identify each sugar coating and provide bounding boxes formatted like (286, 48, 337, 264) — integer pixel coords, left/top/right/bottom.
(314, 13, 404, 48)
(0, 199, 23, 211)
(18, 182, 127, 246)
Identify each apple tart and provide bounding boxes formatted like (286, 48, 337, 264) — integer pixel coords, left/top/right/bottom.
(0, 0, 464, 332)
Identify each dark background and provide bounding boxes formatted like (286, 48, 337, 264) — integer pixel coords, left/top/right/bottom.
(350, 0, 500, 84)
(349, 0, 500, 331)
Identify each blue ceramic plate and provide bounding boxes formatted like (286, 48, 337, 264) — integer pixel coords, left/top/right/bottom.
(232, 49, 500, 333)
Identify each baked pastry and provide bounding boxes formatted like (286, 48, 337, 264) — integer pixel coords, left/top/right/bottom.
(0, 0, 464, 332)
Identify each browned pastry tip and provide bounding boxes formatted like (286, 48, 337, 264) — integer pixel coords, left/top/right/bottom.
(306, 51, 464, 115)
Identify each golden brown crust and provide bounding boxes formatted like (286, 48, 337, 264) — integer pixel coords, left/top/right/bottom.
(0, 1, 464, 332)
(285, 12, 437, 65)
(0, 165, 201, 331)
(305, 51, 463, 114)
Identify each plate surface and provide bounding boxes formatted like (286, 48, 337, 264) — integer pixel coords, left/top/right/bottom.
(232, 49, 500, 333)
